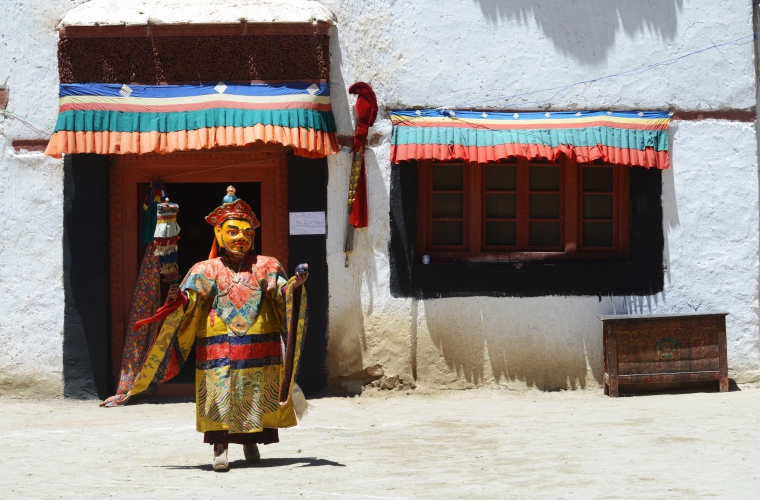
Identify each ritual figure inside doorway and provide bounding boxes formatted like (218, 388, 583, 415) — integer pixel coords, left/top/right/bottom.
(126, 186, 309, 471)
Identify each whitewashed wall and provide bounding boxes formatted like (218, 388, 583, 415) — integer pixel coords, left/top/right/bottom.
(324, 0, 760, 389)
(0, 1, 90, 395)
(0, 0, 757, 395)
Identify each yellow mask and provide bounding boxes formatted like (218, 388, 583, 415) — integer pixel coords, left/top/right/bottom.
(214, 219, 254, 258)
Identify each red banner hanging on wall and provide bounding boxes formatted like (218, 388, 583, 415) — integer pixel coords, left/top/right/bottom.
(346, 82, 377, 229)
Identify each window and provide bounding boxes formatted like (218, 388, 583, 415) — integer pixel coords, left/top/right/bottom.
(416, 156, 629, 261)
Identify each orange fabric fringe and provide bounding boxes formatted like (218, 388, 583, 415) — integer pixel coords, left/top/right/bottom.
(45, 125, 339, 159)
(391, 142, 670, 169)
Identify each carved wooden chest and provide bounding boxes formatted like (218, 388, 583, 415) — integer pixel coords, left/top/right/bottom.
(599, 312, 729, 397)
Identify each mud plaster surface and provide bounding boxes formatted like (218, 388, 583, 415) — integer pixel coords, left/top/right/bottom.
(2, 387, 760, 499)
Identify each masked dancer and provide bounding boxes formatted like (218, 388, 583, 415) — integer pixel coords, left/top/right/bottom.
(126, 186, 308, 471)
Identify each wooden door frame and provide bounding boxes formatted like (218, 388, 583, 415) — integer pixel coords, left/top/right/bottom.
(108, 147, 290, 385)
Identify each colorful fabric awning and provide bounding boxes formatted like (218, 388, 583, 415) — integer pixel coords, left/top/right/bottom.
(390, 110, 670, 169)
(45, 82, 339, 159)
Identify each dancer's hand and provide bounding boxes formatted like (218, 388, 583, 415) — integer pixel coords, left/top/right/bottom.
(293, 263, 309, 289)
(293, 273, 308, 289)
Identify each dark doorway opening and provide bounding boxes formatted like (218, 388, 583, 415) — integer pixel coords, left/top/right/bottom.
(63, 154, 112, 399)
(136, 182, 262, 383)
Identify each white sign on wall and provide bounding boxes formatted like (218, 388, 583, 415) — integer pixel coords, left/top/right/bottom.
(289, 211, 326, 235)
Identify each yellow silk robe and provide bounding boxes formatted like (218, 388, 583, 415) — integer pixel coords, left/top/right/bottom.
(128, 254, 307, 435)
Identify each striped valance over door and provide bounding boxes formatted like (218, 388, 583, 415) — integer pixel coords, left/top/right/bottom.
(45, 82, 339, 159)
(390, 110, 670, 169)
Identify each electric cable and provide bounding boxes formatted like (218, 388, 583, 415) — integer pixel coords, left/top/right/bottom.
(442, 30, 760, 111)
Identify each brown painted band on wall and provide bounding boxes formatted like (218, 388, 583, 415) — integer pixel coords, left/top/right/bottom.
(59, 33, 330, 83)
(671, 111, 756, 122)
(12, 140, 49, 152)
(337, 135, 353, 148)
(59, 22, 331, 38)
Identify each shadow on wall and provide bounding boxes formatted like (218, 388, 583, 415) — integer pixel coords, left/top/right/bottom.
(327, 148, 400, 392)
(422, 297, 617, 389)
(63, 155, 112, 399)
(661, 123, 681, 288)
(473, 0, 683, 64)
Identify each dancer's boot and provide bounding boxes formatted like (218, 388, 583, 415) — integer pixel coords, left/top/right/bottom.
(213, 443, 229, 471)
(243, 443, 260, 463)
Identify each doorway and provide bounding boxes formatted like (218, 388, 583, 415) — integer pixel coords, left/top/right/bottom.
(110, 148, 289, 395)
(62, 150, 328, 399)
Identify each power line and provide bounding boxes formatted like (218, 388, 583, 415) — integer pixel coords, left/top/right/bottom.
(0, 109, 54, 135)
(444, 31, 760, 111)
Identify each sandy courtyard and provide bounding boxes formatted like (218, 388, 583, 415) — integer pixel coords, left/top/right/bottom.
(1, 387, 758, 499)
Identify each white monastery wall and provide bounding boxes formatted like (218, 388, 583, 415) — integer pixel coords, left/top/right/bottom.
(0, 0, 758, 395)
(325, 0, 756, 136)
(326, 121, 760, 390)
(324, 0, 760, 390)
(0, 1, 88, 396)
(658, 120, 760, 382)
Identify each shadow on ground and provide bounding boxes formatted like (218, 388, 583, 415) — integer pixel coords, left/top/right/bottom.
(156, 457, 346, 471)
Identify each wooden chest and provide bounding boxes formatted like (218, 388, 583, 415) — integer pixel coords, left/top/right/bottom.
(599, 312, 729, 397)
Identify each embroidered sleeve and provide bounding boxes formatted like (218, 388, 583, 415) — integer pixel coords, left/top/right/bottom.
(128, 289, 207, 397)
(180, 261, 218, 300)
(267, 257, 289, 303)
(261, 257, 289, 336)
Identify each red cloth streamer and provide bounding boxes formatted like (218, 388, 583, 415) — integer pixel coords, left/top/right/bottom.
(348, 82, 377, 229)
(349, 160, 368, 228)
(132, 292, 188, 332)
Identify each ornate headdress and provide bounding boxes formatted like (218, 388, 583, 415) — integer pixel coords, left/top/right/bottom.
(205, 195, 261, 229)
(205, 186, 260, 259)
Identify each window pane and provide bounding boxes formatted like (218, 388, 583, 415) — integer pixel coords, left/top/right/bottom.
(583, 222, 613, 247)
(529, 222, 560, 246)
(485, 222, 516, 246)
(529, 166, 559, 190)
(583, 195, 613, 219)
(432, 221, 463, 246)
(486, 193, 516, 218)
(432, 193, 463, 218)
(432, 164, 463, 190)
(486, 165, 516, 190)
(583, 167, 613, 191)
(529, 194, 560, 218)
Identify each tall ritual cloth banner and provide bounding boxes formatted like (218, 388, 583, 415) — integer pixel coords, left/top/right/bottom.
(46, 82, 339, 159)
(346, 82, 378, 229)
(390, 110, 671, 169)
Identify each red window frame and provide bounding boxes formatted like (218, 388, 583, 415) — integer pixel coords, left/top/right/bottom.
(416, 156, 630, 262)
(424, 162, 470, 252)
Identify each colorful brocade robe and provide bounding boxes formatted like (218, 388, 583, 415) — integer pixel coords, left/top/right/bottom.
(128, 254, 308, 434)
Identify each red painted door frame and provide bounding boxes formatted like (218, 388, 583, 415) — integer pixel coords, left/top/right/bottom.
(108, 147, 290, 391)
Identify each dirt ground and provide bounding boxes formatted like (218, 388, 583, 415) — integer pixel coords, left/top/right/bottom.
(1, 386, 759, 499)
